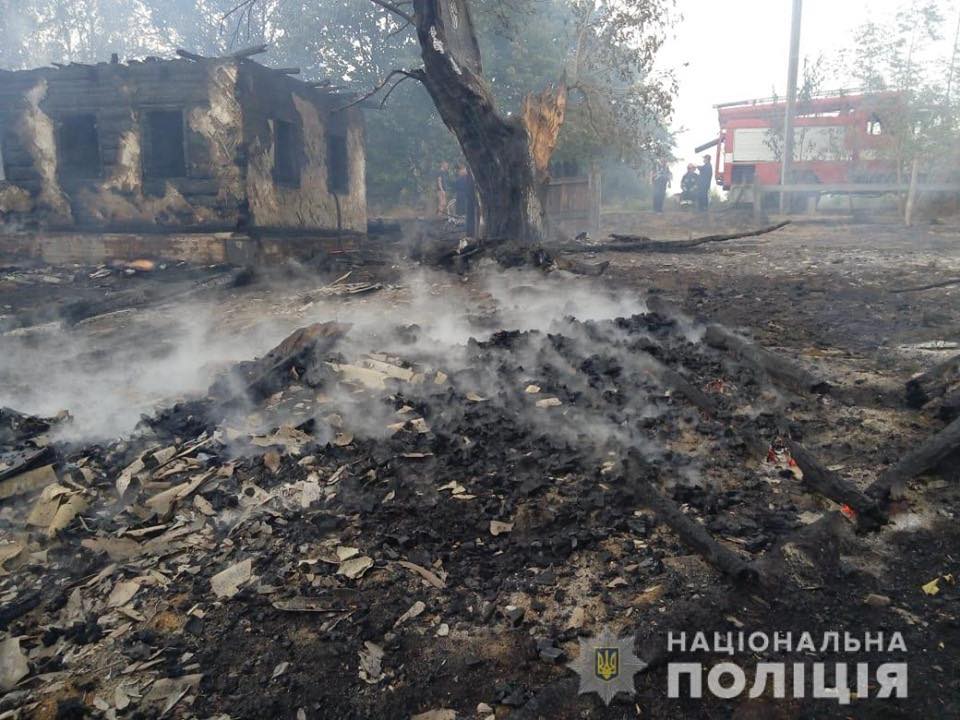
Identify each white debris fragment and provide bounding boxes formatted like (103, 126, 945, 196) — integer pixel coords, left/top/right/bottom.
(107, 579, 141, 608)
(536, 397, 562, 408)
(0, 637, 30, 691)
(338, 555, 374, 580)
(395, 600, 426, 628)
(336, 546, 360, 561)
(211, 559, 253, 598)
(411, 710, 456, 720)
(358, 641, 384, 684)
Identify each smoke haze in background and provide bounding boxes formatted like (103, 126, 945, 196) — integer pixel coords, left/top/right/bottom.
(0, 268, 653, 444)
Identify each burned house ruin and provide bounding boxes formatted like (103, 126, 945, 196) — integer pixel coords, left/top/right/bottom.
(0, 53, 366, 263)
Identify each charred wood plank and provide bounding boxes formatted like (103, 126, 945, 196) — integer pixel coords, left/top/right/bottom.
(554, 222, 790, 254)
(890, 277, 960, 294)
(230, 44, 269, 59)
(0, 590, 41, 631)
(785, 440, 886, 529)
(704, 324, 830, 395)
(726, 414, 883, 527)
(645, 294, 827, 397)
(935, 387, 960, 423)
(755, 509, 854, 584)
(905, 353, 960, 408)
(211, 321, 351, 402)
(868, 415, 960, 500)
(59, 270, 237, 326)
(649, 361, 718, 415)
(625, 455, 759, 584)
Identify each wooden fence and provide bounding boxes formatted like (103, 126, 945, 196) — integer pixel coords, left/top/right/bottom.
(544, 171, 602, 235)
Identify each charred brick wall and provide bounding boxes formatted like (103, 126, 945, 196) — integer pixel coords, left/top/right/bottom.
(238, 62, 366, 233)
(0, 59, 244, 230)
(0, 57, 365, 235)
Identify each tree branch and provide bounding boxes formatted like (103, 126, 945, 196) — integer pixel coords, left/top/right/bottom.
(554, 222, 792, 253)
(386, 18, 414, 38)
(369, 0, 415, 25)
(334, 68, 424, 112)
(223, 0, 257, 21)
(378, 72, 420, 107)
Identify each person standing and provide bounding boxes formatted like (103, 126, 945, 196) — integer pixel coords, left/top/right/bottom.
(434, 161, 451, 216)
(697, 154, 713, 212)
(652, 162, 672, 213)
(454, 164, 478, 236)
(680, 163, 699, 206)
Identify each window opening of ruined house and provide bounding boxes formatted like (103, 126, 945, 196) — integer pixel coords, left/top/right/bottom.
(273, 119, 300, 187)
(326, 129, 349, 194)
(867, 115, 883, 136)
(58, 113, 101, 179)
(144, 109, 186, 178)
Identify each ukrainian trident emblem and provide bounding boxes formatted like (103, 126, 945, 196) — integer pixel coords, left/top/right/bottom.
(595, 647, 619, 681)
(568, 626, 647, 705)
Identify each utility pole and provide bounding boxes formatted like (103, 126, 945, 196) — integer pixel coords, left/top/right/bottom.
(780, 0, 803, 214)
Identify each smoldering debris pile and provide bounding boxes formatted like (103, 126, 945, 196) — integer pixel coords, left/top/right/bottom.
(0, 281, 951, 718)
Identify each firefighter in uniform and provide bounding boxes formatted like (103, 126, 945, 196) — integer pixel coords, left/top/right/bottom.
(680, 164, 699, 207)
(697, 154, 713, 212)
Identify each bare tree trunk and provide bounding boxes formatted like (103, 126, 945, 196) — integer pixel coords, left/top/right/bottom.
(905, 157, 919, 226)
(412, 0, 544, 243)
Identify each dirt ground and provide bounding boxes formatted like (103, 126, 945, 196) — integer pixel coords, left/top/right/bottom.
(1, 210, 959, 720)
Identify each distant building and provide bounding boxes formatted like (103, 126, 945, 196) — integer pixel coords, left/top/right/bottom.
(0, 53, 366, 260)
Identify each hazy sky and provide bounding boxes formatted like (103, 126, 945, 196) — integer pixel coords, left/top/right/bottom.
(659, 0, 958, 173)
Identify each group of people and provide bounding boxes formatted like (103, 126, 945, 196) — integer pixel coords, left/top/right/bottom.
(652, 154, 714, 213)
(434, 160, 478, 234)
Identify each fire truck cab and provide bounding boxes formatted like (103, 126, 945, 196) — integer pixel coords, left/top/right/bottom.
(704, 91, 899, 194)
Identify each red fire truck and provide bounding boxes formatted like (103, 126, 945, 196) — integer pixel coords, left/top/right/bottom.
(698, 91, 900, 193)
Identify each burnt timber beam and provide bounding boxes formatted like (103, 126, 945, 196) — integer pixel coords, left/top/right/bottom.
(624, 454, 760, 585)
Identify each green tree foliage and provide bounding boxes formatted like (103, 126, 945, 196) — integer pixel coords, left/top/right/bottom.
(843, 0, 959, 180)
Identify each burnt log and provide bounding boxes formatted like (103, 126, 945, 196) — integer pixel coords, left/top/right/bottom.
(642, 294, 827, 402)
(868, 415, 960, 500)
(176, 49, 205, 62)
(905, 353, 960, 408)
(648, 361, 718, 415)
(625, 455, 759, 584)
(936, 387, 960, 422)
(704, 324, 830, 395)
(229, 44, 269, 59)
(785, 441, 886, 529)
(554, 221, 790, 253)
(890, 277, 960, 294)
(211, 321, 351, 402)
(755, 510, 854, 585)
(58, 270, 237, 326)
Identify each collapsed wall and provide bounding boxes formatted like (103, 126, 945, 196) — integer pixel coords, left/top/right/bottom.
(0, 56, 367, 258)
(239, 61, 366, 234)
(0, 59, 244, 229)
